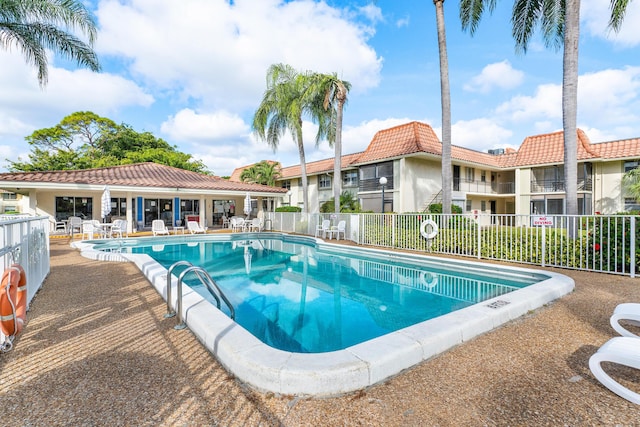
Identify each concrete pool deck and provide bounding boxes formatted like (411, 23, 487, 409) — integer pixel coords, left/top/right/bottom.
(72, 233, 575, 396)
(0, 239, 639, 425)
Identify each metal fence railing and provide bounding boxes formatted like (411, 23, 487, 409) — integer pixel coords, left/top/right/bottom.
(265, 212, 637, 278)
(0, 216, 51, 346)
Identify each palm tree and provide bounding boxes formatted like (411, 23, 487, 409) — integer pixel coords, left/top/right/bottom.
(254, 160, 281, 186)
(253, 64, 312, 213)
(239, 164, 260, 184)
(0, 0, 100, 86)
(434, 0, 452, 215)
(460, 0, 633, 221)
(307, 72, 351, 214)
(622, 168, 640, 203)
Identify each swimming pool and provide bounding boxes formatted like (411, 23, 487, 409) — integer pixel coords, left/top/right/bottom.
(74, 233, 574, 396)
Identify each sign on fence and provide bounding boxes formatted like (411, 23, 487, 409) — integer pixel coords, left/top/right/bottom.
(532, 215, 554, 226)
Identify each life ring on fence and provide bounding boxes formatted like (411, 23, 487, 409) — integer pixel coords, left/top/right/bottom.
(0, 266, 25, 336)
(420, 219, 439, 240)
(419, 271, 438, 289)
(12, 264, 27, 322)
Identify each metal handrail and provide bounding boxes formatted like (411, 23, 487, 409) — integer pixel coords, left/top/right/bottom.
(165, 261, 194, 318)
(175, 265, 235, 330)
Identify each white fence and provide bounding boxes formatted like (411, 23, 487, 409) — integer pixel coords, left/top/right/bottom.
(266, 212, 638, 277)
(0, 216, 51, 346)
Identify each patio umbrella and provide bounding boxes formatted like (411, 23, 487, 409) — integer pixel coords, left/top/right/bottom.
(243, 192, 251, 217)
(101, 186, 111, 222)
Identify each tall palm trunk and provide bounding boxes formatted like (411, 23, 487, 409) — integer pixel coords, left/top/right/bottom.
(563, 0, 580, 226)
(434, 0, 452, 215)
(296, 123, 309, 213)
(334, 89, 346, 214)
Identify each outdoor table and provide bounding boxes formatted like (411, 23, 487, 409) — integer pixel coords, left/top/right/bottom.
(172, 226, 185, 235)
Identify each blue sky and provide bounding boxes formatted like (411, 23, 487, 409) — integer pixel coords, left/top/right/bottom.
(1, 0, 639, 176)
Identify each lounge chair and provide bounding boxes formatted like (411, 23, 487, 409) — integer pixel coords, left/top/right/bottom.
(610, 303, 640, 338)
(589, 337, 640, 404)
(187, 220, 206, 234)
(152, 219, 170, 236)
(315, 219, 330, 238)
(327, 220, 346, 240)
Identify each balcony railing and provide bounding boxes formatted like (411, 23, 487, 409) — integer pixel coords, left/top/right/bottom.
(531, 178, 592, 193)
(453, 179, 515, 194)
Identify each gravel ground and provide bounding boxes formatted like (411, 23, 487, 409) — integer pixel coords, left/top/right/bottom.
(0, 239, 638, 426)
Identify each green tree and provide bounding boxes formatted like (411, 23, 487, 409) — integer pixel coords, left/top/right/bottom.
(434, 0, 452, 215)
(320, 191, 361, 213)
(460, 0, 633, 220)
(308, 72, 351, 215)
(239, 161, 281, 186)
(8, 111, 208, 173)
(253, 64, 314, 213)
(622, 168, 640, 202)
(0, 0, 100, 86)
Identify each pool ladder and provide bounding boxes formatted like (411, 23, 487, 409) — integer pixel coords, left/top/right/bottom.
(165, 261, 235, 330)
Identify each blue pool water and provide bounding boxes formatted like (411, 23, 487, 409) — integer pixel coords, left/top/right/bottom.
(98, 235, 547, 353)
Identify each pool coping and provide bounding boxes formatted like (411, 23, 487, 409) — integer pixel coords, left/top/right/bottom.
(72, 233, 575, 397)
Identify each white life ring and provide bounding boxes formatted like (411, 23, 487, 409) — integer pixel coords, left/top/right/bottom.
(419, 271, 438, 289)
(420, 219, 438, 239)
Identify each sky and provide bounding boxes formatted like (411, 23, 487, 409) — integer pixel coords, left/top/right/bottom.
(1, 0, 639, 177)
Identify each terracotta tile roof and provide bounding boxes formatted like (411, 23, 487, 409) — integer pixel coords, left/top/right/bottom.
(355, 122, 442, 163)
(592, 137, 640, 159)
(0, 162, 287, 194)
(513, 129, 598, 166)
(280, 152, 362, 179)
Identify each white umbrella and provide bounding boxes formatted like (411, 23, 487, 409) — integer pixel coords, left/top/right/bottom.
(101, 186, 111, 221)
(243, 192, 251, 217)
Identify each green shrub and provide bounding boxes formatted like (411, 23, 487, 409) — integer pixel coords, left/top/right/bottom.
(275, 206, 301, 212)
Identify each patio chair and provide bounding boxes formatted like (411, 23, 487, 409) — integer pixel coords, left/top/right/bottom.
(68, 216, 82, 236)
(327, 220, 346, 240)
(315, 219, 330, 238)
(187, 220, 206, 234)
(610, 303, 640, 338)
(589, 337, 640, 404)
(230, 217, 245, 232)
(152, 219, 170, 236)
(81, 221, 105, 240)
(248, 218, 263, 232)
(110, 219, 127, 238)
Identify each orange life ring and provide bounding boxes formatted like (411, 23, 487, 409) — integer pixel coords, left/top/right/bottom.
(0, 267, 24, 336)
(11, 264, 27, 322)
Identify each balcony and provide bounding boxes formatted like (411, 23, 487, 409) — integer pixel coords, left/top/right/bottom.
(531, 178, 592, 193)
(453, 179, 515, 194)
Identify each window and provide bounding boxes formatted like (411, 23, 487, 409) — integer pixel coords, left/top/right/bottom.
(2, 193, 17, 200)
(109, 197, 127, 217)
(55, 196, 93, 221)
(624, 198, 640, 211)
(480, 170, 486, 182)
(360, 165, 376, 180)
(465, 200, 472, 212)
(281, 180, 291, 190)
(480, 200, 486, 211)
(465, 167, 475, 182)
(318, 174, 331, 189)
(624, 160, 639, 173)
(3, 206, 16, 213)
(343, 171, 358, 187)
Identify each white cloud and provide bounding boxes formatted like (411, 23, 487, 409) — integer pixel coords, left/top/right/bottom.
(161, 109, 249, 142)
(495, 83, 562, 122)
(582, 0, 640, 46)
(451, 119, 514, 151)
(464, 60, 524, 93)
(396, 16, 410, 28)
(96, 0, 382, 111)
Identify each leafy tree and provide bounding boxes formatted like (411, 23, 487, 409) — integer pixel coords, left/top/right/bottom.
(622, 168, 640, 202)
(320, 191, 362, 213)
(433, 0, 453, 216)
(253, 64, 315, 212)
(240, 161, 281, 186)
(0, 0, 100, 86)
(8, 111, 208, 173)
(307, 72, 351, 215)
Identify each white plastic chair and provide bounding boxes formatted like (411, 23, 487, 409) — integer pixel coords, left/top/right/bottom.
(187, 220, 206, 234)
(248, 218, 263, 232)
(328, 220, 346, 240)
(81, 221, 104, 240)
(68, 216, 82, 236)
(110, 219, 127, 238)
(315, 219, 330, 238)
(231, 217, 245, 232)
(152, 219, 170, 236)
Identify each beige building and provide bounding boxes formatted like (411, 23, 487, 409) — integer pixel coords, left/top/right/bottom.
(232, 121, 640, 215)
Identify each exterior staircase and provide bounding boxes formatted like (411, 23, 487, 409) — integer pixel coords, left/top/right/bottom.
(421, 190, 442, 212)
